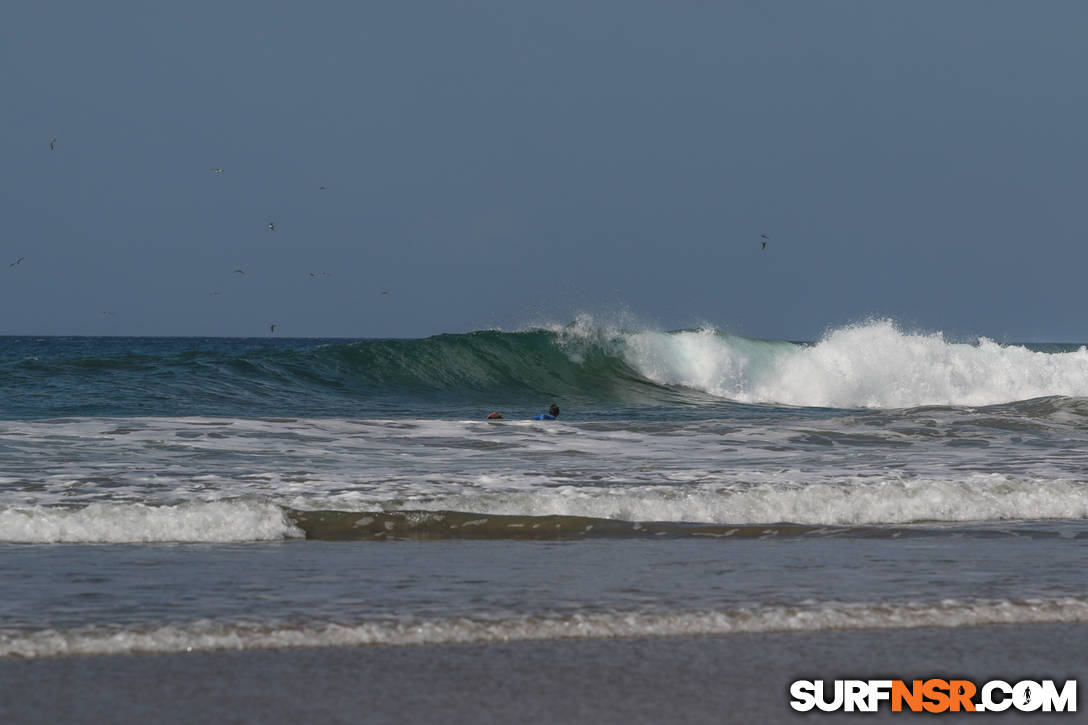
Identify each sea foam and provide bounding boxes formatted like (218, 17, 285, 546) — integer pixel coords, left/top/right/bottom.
(4, 597, 1086, 658)
(606, 319, 1088, 407)
(2, 473, 1084, 544)
(399, 474, 1088, 527)
(0, 500, 302, 543)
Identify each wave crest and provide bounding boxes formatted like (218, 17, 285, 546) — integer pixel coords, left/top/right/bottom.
(611, 319, 1088, 408)
(6, 319, 1088, 414)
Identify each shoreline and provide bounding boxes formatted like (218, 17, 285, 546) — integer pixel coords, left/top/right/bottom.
(2, 622, 1084, 724)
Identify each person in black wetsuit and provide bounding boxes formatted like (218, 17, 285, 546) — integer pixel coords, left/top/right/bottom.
(533, 404, 560, 421)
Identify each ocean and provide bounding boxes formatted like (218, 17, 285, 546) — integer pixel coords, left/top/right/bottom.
(1, 317, 1086, 722)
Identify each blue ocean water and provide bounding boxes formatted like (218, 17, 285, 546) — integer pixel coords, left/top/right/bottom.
(1, 318, 1087, 658)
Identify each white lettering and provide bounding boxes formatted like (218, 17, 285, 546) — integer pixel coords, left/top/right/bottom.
(982, 680, 1012, 712)
(1014, 680, 1043, 712)
(868, 680, 893, 711)
(815, 680, 844, 712)
(844, 680, 868, 712)
(789, 680, 816, 712)
(792, 677, 1077, 713)
(1041, 680, 1077, 712)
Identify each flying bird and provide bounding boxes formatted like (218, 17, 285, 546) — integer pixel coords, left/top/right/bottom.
(760, 233, 769, 250)
(233, 269, 245, 275)
(270, 324, 277, 334)
(50, 137, 56, 151)
(761, 241, 767, 250)
(9, 257, 24, 267)
(318, 185, 326, 190)
(381, 288, 389, 295)
(210, 168, 224, 174)
(268, 222, 275, 231)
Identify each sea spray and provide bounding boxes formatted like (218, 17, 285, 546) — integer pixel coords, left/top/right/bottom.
(611, 319, 1088, 408)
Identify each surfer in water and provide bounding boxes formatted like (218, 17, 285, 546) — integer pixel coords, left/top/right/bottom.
(533, 404, 560, 421)
(485, 404, 559, 421)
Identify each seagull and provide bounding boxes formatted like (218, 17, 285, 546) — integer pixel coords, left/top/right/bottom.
(270, 323, 277, 334)
(50, 137, 56, 151)
(233, 269, 245, 275)
(381, 288, 389, 295)
(761, 241, 767, 250)
(308, 271, 330, 277)
(760, 233, 769, 250)
(210, 168, 224, 174)
(318, 185, 326, 190)
(9, 257, 24, 267)
(268, 222, 275, 231)
(209, 290, 221, 296)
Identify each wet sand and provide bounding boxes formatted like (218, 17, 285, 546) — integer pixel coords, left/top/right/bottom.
(1, 623, 1084, 724)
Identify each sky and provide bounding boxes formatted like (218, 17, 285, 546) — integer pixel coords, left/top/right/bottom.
(2, 1, 1085, 341)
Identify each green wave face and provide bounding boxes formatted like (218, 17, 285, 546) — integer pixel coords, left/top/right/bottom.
(330, 328, 692, 404)
(0, 327, 718, 418)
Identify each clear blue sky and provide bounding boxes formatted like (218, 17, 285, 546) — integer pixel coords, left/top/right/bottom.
(2, 1, 1085, 340)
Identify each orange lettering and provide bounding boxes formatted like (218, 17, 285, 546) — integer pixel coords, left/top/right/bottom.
(948, 680, 977, 712)
(922, 679, 951, 713)
(892, 680, 924, 712)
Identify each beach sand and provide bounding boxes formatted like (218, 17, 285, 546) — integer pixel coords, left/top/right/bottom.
(1, 623, 1083, 724)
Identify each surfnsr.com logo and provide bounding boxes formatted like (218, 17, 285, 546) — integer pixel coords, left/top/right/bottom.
(789, 679, 1077, 713)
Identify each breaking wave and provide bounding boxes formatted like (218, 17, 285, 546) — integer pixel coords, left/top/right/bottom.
(3, 473, 1087, 544)
(4, 597, 1087, 659)
(6, 319, 1088, 416)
